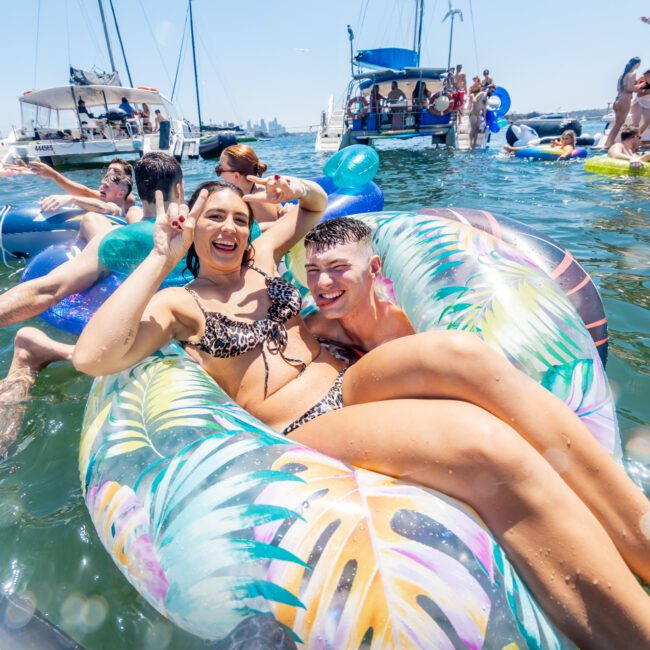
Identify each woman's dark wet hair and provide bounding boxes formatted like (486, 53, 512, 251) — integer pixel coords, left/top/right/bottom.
(185, 180, 256, 278)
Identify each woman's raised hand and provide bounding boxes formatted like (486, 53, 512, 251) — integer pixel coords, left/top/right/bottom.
(243, 174, 307, 205)
(153, 189, 208, 264)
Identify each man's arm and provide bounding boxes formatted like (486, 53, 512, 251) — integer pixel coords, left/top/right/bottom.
(69, 196, 123, 216)
(29, 161, 99, 199)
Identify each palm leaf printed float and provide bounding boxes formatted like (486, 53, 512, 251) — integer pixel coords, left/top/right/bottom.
(80, 210, 619, 648)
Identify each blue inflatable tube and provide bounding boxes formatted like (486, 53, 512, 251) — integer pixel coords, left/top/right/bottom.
(493, 87, 511, 117)
(0, 204, 124, 263)
(20, 243, 123, 335)
(515, 147, 588, 161)
(313, 175, 384, 220)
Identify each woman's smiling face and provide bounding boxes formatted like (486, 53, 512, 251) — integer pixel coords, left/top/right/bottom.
(193, 189, 251, 271)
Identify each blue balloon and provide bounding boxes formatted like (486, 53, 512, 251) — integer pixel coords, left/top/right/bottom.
(323, 145, 380, 190)
(486, 109, 500, 133)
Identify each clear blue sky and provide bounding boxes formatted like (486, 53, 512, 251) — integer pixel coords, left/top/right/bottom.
(1, 0, 648, 134)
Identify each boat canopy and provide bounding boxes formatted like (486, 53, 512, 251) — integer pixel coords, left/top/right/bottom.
(19, 85, 174, 113)
(355, 67, 447, 90)
(354, 48, 419, 71)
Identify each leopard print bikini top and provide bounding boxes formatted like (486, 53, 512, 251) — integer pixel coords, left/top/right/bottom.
(181, 263, 305, 396)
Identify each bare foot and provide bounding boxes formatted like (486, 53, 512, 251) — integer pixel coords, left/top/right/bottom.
(0, 328, 74, 454)
(6, 327, 74, 378)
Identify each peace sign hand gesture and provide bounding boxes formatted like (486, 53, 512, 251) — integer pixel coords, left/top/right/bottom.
(243, 174, 308, 205)
(152, 189, 208, 265)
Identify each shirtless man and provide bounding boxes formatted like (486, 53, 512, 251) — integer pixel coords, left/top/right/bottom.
(153, 109, 166, 133)
(608, 125, 650, 170)
(469, 84, 494, 148)
(29, 157, 142, 222)
(304, 218, 413, 353)
(0, 152, 184, 454)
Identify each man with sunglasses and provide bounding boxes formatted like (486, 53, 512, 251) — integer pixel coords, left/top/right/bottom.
(608, 125, 650, 170)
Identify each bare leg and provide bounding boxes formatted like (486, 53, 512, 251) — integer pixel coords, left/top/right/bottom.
(290, 400, 650, 649)
(0, 327, 74, 454)
(343, 330, 650, 580)
(77, 212, 115, 244)
(605, 99, 631, 147)
(0, 234, 105, 327)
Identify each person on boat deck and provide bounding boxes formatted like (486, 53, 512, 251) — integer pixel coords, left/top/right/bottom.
(608, 125, 650, 169)
(411, 80, 431, 112)
(140, 103, 153, 133)
(503, 129, 577, 160)
(386, 81, 407, 111)
(454, 64, 467, 120)
(481, 68, 493, 90)
(632, 68, 650, 137)
(469, 84, 494, 148)
(469, 75, 482, 95)
(0, 153, 187, 456)
(153, 109, 166, 133)
(118, 97, 134, 117)
(29, 157, 142, 223)
(71, 179, 650, 649)
(368, 84, 384, 115)
(604, 56, 643, 148)
(76, 98, 94, 119)
(215, 145, 285, 231)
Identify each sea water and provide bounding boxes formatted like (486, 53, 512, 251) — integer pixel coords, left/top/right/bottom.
(0, 125, 648, 648)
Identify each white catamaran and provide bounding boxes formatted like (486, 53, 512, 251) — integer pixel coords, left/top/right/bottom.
(0, 0, 200, 167)
(316, 0, 488, 152)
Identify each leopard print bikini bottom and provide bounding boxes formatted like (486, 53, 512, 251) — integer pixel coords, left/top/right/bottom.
(281, 370, 346, 436)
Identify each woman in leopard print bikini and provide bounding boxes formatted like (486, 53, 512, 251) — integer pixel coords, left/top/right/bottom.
(75, 175, 650, 647)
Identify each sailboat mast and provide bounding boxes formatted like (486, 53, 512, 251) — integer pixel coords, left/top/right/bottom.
(415, 0, 424, 64)
(97, 0, 117, 73)
(189, 0, 203, 131)
(108, 0, 133, 86)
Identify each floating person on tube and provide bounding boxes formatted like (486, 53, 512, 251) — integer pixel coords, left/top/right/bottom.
(71, 174, 650, 648)
(608, 125, 650, 169)
(503, 129, 578, 160)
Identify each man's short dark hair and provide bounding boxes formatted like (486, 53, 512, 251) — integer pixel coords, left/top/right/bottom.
(134, 152, 183, 203)
(620, 125, 640, 141)
(304, 217, 372, 253)
(109, 157, 133, 178)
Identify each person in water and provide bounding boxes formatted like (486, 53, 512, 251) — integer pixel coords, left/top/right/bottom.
(0, 153, 186, 455)
(608, 125, 650, 169)
(73, 180, 650, 648)
(503, 129, 577, 160)
(215, 145, 285, 230)
(604, 56, 643, 148)
(30, 157, 141, 222)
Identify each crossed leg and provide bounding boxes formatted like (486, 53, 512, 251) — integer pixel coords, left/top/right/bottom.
(290, 399, 650, 649)
(341, 330, 650, 582)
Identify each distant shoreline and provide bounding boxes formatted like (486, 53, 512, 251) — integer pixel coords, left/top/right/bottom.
(508, 108, 607, 121)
